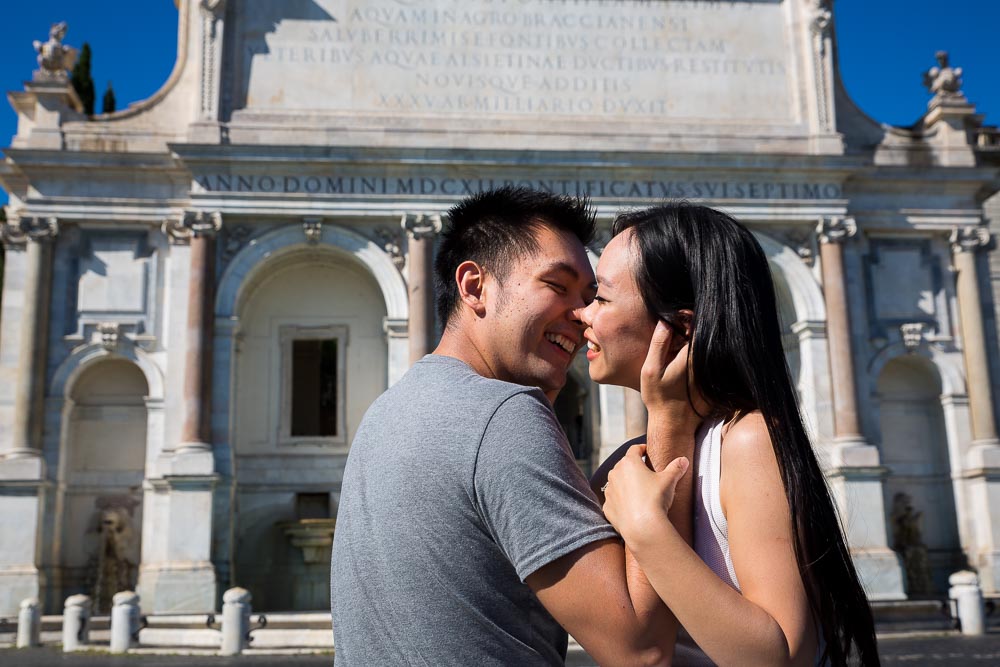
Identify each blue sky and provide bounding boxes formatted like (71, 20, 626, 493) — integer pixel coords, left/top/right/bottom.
(1, 0, 997, 206)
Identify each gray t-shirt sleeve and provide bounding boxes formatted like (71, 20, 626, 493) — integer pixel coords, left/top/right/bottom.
(473, 390, 621, 582)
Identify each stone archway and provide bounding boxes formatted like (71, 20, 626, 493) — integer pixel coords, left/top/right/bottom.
(218, 224, 398, 611)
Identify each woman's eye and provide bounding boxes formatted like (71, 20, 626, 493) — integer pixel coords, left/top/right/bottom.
(593, 295, 608, 304)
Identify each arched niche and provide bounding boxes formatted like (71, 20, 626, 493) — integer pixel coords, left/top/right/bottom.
(876, 354, 965, 594)
(57, 358, 149, 613)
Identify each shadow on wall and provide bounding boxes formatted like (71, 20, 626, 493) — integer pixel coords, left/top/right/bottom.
(227, 0, 336, 115)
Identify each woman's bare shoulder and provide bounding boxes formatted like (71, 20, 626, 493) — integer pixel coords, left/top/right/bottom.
(720, 411, 785, 511)
(721, 411, 775, 466)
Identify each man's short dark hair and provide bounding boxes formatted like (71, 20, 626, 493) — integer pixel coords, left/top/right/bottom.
(433, 186, 596, 328)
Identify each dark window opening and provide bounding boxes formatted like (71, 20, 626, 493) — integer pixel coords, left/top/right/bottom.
(296, 493, 331, 520)
(291, 338, 338, 436)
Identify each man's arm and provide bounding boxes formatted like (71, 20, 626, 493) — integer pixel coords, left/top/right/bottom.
(527, 454, 691, 667)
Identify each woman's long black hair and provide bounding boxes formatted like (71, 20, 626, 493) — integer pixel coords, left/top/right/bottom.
(614, 203, 879, 667)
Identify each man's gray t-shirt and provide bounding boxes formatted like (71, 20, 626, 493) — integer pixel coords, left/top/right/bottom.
(331, 355, 618, 665)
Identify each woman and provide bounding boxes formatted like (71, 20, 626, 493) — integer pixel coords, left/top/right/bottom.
(582, 203, 879, 666)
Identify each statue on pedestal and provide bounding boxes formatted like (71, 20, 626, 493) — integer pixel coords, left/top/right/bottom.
(923, 51, 966, 102)
(32, 21, 77, 81)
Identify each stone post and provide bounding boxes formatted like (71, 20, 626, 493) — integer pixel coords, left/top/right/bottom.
(402, 214, 441, 365)
(178, 211, 222, 458)
(951, 227, 1000, 592)
(220, 587, 252, 656)
(817, 216, 906, 600)
(949, 570, 986, 635)
(2, 217, 58, 464)
(62, 594, 91, 651)
(16, 597, 40, 648)
(109, 591, 140, 654)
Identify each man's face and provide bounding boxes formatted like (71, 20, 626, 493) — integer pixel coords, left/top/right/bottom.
(478, 225, 596, 395)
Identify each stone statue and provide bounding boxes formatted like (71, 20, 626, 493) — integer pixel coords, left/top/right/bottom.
(86, 499, 139, 614)
(923, 51, 965, 100)
(32, 22, 77, 81)
(891, 492, 933, 596)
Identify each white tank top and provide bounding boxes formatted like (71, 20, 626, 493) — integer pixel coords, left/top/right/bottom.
(674, 417, 737, 666)
(672, 418, 824, 665)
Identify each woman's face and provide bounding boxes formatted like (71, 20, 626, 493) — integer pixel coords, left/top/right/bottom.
(579, 230, 657, 392)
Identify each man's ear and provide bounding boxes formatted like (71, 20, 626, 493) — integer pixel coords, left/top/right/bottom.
(456, 261, 487, 317)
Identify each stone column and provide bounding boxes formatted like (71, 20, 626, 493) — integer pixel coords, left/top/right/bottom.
(951, 227, 1000, 446)
(0, 216, 58, 615)
(2, 217, 58, 466)
(951, 226, 1000, 592)
(817, 217, 866, 447)
(402, 214, 441, 365)
(817, 216, 905, 600)
(178, 211, 222, 458)
(135, 214, 220, 613)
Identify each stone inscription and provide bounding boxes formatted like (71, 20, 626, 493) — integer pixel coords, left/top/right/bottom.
(241, 0, 794, 121)
(193, 174, 841, 200)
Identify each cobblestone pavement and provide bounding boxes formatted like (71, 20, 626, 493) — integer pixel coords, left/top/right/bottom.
(2, 631, 999, 666)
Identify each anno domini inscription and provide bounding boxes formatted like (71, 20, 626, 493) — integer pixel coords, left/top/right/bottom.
(236, 0, 794, 122)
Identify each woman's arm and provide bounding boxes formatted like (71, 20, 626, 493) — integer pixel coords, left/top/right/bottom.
(603, 414, 817, 667)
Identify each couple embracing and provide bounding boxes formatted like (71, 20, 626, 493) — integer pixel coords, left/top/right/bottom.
(331, 187, 879, 667)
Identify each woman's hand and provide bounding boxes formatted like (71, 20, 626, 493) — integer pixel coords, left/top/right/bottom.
(603, 444, 689, 549)
(640, 321, 701, 429)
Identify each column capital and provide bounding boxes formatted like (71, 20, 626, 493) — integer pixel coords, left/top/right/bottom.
(200, 0, 226, 15)
(163, 211, 223, 245)
(401, 213, 442, 241)
(816, 216, 856, 245)
(950, 226, 992, 255)
(1, 213, 59, 248)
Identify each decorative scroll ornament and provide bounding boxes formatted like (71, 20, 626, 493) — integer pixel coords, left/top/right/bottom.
(374, 226, 405, 269)
(163, 211, 223, 244)
(900, 323, 926, 352)
(808, 0, 833, 37)
(923, 51, 965, 101)
(32, 21, 77, 81)
(185, 210, 223, 237)
(303, 218, 323, 244)
(401, 213, 442, 241)
(816, 216, 857, 245)
(97, 322, 122, 351)
(950, 226, 991, 255)
(200, 0, 226, 15)
(1, 213, 59, 247)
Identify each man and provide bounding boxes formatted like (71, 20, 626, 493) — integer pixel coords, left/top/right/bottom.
(331, 187, 690, 666)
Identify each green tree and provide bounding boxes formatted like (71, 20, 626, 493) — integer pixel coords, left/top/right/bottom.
(71, 42, 95, 115)
(102, 81, 116, 114)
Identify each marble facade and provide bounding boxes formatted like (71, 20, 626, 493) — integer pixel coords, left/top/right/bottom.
(1, 0, 999, 614)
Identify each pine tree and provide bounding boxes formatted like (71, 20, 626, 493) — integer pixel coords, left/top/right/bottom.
(71, 42, 95, 115)
(102, 81, 116, 114)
